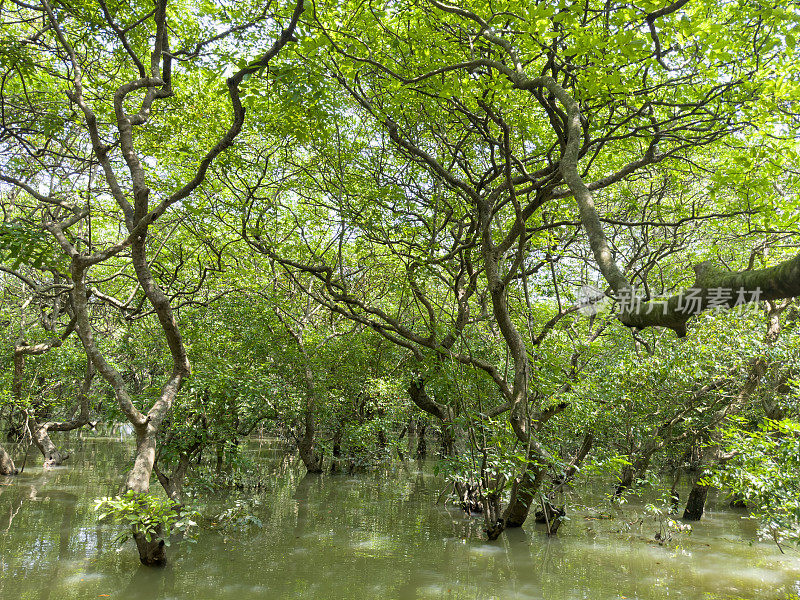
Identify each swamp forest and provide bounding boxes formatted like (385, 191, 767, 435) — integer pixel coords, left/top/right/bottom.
(1, 0, 800, 597)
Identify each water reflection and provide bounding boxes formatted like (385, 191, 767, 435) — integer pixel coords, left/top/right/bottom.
(0, 438, 797, 599)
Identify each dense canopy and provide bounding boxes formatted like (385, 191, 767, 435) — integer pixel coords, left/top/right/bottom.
(0, 0, 799, 581)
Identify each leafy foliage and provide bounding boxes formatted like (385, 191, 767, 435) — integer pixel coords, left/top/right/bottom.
(706, 418, 800, 548)
(95, 491, 199, 546)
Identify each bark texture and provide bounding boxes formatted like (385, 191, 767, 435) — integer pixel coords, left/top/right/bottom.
(502, 467, 547, 528)
(0, 444, 16, 475)
(683, 483, 710, 521)
(133, 533, 167, 567)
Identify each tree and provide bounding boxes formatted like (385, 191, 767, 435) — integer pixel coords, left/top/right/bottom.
(0, 0, 303, 565)
(228, 0, 800, 538)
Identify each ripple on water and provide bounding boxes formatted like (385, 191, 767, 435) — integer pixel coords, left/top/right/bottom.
(469, 543, 507, 556)
(62, 570, 105, 586)
(350, 533, 393, 552)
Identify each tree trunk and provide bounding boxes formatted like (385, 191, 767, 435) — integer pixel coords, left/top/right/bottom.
(298, 384, 323, 474)
(683, 482, 709, 521)
(416, 423, 427, 459)
(560, 432, 594, 486)
(330, 429, 343, 473)
(71, 250, 188, 567)
(31, 424, 68, 467)
(503, 467, 547, 528)
(215, 441, 225, 474)
(455, 480, 483, 514)
(155, 447, 196, 506)
(534, 500, 567, 535)
(614, 465, 635, 496)
(277, 313, 323, 474)
(15, 341, 92, 468)
(133, 532, 166, 567)
(0, 443, 16, 475)
(407, 378, 452, 459)
(377, 428, 388, 451)
(669, 470, 682, 515)
(614, 452, 654, 497)
(298, 435, 323, 473)
(406, 419, 417, 457)
(439, 425, 452, 458)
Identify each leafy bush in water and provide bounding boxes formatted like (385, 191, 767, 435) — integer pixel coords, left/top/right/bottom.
(95, 491, 198, 546)
(705, 417, 800, 550)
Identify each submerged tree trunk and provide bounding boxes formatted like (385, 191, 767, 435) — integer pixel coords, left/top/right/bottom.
(275, 308, 323, 474)
(406, 419, 417, 457)
(614, 451, 655, 497)
(489, 431, 593, 539)
(683, 482, 710, 521)
(69, 242, 189, 567)
(215, 441, 225, 475)
(502, 467, 547, 530)
(0, 443, 17, 475)
(155, 445, 198, 506)
(13, 328, 92, 468)
(133, 532, 167, 567)
(534, 500, 567, 535)
(31, 425, 68, 467)
(296, 362, 323, 474)
(330, 428, 343, 473)
(456, 479, 484, 514)
(486, 450, 549, 539)
(669, 469, 682, 515)
(298, 423, 323, 474)
(406, 377, 453, 463)
(30, 363, 94, 468)
(416, 423, 427, 459)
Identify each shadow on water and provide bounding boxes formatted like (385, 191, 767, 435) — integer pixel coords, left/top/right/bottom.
(120, 564, 176, 600)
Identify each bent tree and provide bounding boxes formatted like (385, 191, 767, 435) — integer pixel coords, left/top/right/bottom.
(0, 0, 303, 565)
(260, 0, 800, 537)
(0, 442, 15, 475)
(3, 268, 97, 468)
(0, 0, 797, 569)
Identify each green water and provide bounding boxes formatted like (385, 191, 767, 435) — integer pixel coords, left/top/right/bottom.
(0, 437, 798, 600)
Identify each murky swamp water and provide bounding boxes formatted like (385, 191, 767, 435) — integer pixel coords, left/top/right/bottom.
(0, 437, 798, 600)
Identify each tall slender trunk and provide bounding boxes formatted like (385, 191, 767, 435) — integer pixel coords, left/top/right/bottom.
(298, 406, 323, 474)
(70, 238, 189, 567)
(276, 309, 323, 474)
(297, 359, 323, 474)
(406, 419, 417, 457)
(669, 469, 682, 514)
(215, 441, 225, 474)
(416, 423, 427, 459)
(330, 428, 343, 473)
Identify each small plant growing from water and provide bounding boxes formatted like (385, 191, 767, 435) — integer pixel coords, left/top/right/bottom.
(644, 502, 692, 545)
(95, 491, 199, 546)
(210, 497, 264, 532)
